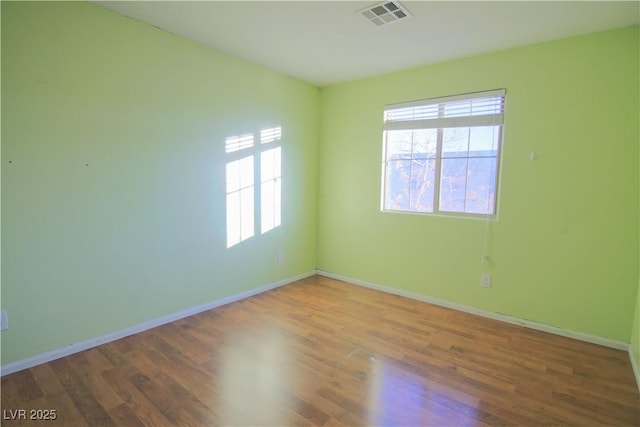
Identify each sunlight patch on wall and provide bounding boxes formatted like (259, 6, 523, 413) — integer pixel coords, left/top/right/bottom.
(261, 146, 282, 234)
(225, 127, 282, 248)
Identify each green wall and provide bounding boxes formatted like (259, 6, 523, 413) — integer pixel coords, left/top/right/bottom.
(632, 58, 640, 379)
(318, 26, 639, 342)
(632, 26, 640, 385)
(1, 2, 319, 364)
(2, 1, 639, 369)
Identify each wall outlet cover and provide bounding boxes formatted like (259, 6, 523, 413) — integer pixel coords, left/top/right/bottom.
(481, 274, 492, 288)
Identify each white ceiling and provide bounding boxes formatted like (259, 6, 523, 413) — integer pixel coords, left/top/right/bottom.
(95, 1, 640, 87)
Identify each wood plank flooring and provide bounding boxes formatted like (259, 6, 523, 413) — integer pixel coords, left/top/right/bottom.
(2, 275, 639, 426)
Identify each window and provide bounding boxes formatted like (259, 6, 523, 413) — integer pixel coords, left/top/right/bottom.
(381, 89, 505, 217)
(225, 127, 282, 248)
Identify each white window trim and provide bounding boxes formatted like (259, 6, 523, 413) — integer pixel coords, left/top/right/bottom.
(381, 89, 506, 219)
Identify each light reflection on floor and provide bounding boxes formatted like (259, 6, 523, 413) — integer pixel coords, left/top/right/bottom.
(213, 302, 485, 426)
(367, 353, 480, 426)
(219, 324, 294, 425)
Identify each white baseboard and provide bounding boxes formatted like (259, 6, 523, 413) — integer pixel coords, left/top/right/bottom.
(630, 346, 640, 392)
(317, 270, 630, 351)
(1, 271, 316, 376)
(4, 269, 633, 383)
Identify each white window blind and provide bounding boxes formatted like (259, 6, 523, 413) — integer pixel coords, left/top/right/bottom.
(384, 89, 506, 130)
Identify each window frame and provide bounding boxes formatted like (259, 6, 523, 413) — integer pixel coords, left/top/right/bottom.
(380, 89, 505, 219)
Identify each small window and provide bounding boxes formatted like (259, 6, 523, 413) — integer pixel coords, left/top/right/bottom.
(381, 89, 505, 217)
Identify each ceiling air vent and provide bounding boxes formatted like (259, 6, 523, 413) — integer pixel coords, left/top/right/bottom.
(360, 1, 412, 26)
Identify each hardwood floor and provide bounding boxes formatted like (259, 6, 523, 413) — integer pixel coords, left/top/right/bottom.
(2, 275, 639, 426)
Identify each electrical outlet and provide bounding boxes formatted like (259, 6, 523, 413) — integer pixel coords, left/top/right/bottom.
(277, 250, 284, 263)
(481, 274, 492, 288)
(1, 310, 8, 331)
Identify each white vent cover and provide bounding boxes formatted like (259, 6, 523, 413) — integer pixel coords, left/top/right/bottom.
(360, 1, 412, 26)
